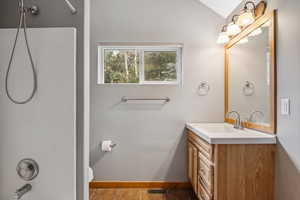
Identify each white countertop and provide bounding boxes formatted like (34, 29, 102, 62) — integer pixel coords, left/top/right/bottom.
(186, 123, 276, 144)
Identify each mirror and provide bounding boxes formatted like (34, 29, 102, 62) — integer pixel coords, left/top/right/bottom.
(225, 11, 276, 134)
(229, 22, 270, 124)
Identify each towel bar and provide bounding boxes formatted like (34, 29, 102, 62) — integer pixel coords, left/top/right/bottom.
(121, 97, 170, 102)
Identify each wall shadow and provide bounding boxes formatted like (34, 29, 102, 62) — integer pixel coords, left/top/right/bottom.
(153, 128, 188, 181)
(90, 144, 106, 167)
(275, 142, 300, 200)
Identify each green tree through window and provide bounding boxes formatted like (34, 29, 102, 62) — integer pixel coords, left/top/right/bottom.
(100, 46, 181, 84)
(144, 51, 177, 81)
(104, 49, 139, 83)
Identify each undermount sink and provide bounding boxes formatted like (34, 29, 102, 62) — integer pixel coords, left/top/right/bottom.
(186, 123, 276, 144)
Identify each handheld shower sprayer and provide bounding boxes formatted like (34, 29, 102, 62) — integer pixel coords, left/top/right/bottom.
(5, 0, 38, 104)
(5, 0, 76, 104)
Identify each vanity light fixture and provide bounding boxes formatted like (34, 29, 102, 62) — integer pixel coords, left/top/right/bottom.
(237, 37, 249, 44)
(249, 27, 262, 37)
(237, 1, 256, 27)
(262, 20, 270, 27)
(227, 15, 241, 36)
(217, 25, 229, 44)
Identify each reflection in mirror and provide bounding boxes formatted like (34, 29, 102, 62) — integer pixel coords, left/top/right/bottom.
(228, 20, 271, 126)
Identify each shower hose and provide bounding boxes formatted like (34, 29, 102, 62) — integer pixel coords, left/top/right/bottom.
(5, 0, 37, 104)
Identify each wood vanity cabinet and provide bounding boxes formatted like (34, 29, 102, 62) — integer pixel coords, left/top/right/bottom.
(187, 130, 275, 200)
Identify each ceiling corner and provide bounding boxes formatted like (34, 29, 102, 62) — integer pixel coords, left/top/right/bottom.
(197, 0, 243, 18)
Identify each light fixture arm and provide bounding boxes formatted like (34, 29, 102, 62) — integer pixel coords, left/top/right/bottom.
(244, 1, 256, 12)
(221, 25, 228, 32)
(231, 14, 240, 23)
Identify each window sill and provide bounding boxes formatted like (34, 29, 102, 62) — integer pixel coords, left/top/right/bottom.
(96, 82, 181, 86)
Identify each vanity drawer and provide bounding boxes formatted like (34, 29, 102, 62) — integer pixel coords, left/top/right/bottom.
(197, 179, 212, 200)
(198, 155, 214, 193)
(187, 131, 214, 162)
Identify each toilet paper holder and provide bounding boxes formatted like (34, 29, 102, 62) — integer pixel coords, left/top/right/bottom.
(101, 140, 117, 152)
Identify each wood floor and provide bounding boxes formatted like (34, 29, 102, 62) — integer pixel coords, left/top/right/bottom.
(90, 188, 197, 200)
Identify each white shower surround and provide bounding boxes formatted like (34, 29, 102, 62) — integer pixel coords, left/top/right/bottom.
(0, 28, 76, 200)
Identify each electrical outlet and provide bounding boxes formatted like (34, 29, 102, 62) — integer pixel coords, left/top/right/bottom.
(280, 98, 290, 116)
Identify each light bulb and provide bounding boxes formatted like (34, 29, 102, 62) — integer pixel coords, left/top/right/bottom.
(237, 11, 255, 27)
(217, 32, 229, 44)
(237, 37, 249, 44)
(227, 22, 241, 36)
(249, 28, 262, 37)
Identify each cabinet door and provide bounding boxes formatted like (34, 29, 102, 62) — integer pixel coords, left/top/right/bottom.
(188, 142, 193, 183)
(188, 141, 198, 191)
(192, 145, 198, 190)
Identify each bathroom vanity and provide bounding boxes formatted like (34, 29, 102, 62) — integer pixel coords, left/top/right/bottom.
(186, 123, 276, 200)
(186, 9, 277, 200)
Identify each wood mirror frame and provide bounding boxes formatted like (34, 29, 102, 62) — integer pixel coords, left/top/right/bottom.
(224, 10, 277, 134)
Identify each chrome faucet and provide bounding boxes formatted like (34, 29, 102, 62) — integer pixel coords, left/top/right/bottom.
(14, 184, 32, 199)
(226, 111, 244, 129)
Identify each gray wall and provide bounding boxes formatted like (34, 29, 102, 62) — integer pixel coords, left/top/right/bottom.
(269, 0, 300, 199)
(0, 0, 86, 199)
(228, 1, 300, 199)
(90, 0, 224, 181)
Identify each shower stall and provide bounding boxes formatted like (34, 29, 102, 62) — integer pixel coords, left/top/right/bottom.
(0, 25, 77, 200)
(0, 0, 90, 199)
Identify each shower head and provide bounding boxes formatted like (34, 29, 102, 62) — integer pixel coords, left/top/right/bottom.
(64, 0, 77, 14)
(18, 0, 76, 15)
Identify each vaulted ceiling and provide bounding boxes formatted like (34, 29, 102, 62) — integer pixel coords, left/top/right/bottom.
(197, 0, 243, 18)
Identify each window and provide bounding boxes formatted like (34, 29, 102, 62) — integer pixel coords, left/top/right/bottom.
(98, 44, 182, 84)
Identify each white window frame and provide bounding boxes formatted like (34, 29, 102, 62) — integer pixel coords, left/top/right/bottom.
(97, 45, 182, 85)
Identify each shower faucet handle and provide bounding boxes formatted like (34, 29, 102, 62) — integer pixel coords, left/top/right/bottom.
(16, 159, 39, 181)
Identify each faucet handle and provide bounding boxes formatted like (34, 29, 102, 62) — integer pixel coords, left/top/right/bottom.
(16, 159, 39, 181)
